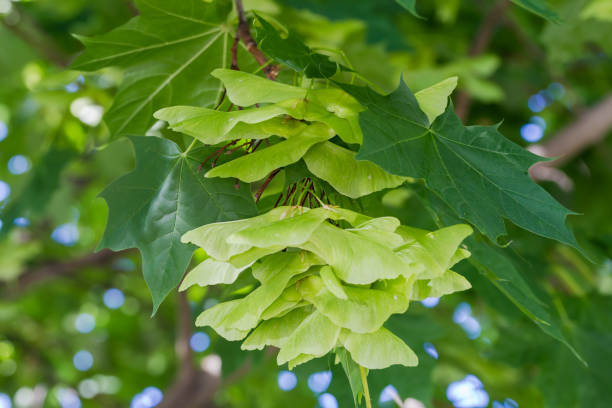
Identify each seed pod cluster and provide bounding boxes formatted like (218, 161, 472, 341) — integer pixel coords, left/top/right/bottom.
(181, 205, 472, 370)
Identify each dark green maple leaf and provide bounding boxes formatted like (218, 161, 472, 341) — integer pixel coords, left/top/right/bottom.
(99, 137, 256, 312)
(342, 79, 579, 249)
(416, 186, 583, 362)
(72, 0, 242, 139)
(511, 0, 560, 22)
(254, 15, 342, 78)
(395, 0, 425, 19)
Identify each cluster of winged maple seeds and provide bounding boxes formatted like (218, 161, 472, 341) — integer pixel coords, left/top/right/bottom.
(180, 205, 472, 370)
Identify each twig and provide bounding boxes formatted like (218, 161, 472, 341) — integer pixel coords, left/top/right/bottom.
(255, 169, 281, 202)
(9, 249, 129, 293)
(213, 88, 227, 110)
(234, 0, 278, 80)
(455, 0, 510, 120)
(529, 93, 612, 186)
(157, 292, 220, 408)
(231, 35, 240, 71)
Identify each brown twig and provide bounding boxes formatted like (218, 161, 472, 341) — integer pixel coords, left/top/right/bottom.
(10, 249, 130, 293)
(255, 169, 281, 202)
(231, 35, 240, 71)
(157, 293, 220, 408)
(213, 88, 227, 110)
(455, 0, 510, 121)
(234, 0, 278, 80)
(529, 93, 612, 188)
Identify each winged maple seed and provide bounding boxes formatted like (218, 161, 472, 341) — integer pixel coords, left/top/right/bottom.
(180, 205, 472, 370)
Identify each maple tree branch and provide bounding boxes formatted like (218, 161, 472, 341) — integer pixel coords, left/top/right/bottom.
(12, 249, 129, 293)
(529, 93, 612, 187)
(157, 292, 220, 408)
(455, 0, 510, 120)
(1, 7, 71, 67)
(234, 0, 278, 80)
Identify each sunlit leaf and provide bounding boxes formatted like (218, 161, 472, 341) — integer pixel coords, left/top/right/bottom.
(303, 141, 405, 198)
(205, 123, 333, 182)
(301, 223, 411, 284)
(242, 307, 312, 350)
(342, 327, 418, 369)
(298, 275, 410, 333)
(414, 76, 458, 123)
(212, 69, 363, 143)
(179, 257, 251, 290)
(396, 224, 472, 279)
(277, 310, 341, 366)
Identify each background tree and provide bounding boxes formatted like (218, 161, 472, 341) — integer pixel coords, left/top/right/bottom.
(0, 0, 611, 407)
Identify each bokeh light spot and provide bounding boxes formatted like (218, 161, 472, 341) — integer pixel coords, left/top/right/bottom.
(527, 94, 546, 113)
(13, 217, 29, 227)
(52, 223, 79, 246)
(379, 384, 399, 404)
(529, 116, 546, 130)
(78, 379, 99, 399)
(318, 393, 338, 408)
(104, 288, 125, 309)
(452, 302, 472, 324)
(73, 350, 93, 371)
(421, 297, 440, 308)
(520, 123, 543, 143)
(446, 375, 489, 408)
(423, 342, 439, 359)
(70, 97, 103, 126)
(14, 388, 33, 407)
(74, 313, 96, 334)
(57, 388, 82, 408)
(189, 332, 210, 352)
(7, 155, 30, 175)
(453, 303, 481, 339)
(130, 386, 163, 408)
(277, 370, 297, 391)
(0, 121, 7, 142)
(493, 398, 519, 408)
(0, 393, 10, 408)
(0, 181, 10, 202)
(308, 370, 332, 393)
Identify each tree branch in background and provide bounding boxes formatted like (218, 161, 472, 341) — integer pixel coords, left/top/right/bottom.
(529, 93, 612, 190)
(1, 6, 71, 67)
(13, 249, 128, 293)
(234, 0, 278, 80)
(158, 292, 220, 408)
(455, 0, 510, 120)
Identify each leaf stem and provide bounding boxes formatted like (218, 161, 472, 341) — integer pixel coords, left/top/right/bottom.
(359, 365, 372, 408)
(234, 0, 278, 79)
(184, 139, 198, 155)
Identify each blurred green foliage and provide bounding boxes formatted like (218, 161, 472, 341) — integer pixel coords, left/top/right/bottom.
(0, 0, 611, 407)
